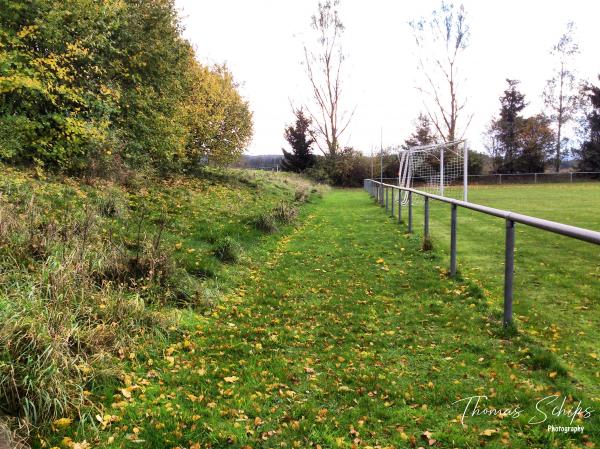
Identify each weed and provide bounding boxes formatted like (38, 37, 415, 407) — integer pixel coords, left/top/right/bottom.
(271, 202, 298, 224)
(422, 236, 434, 251)
(213, 236, 243, 263)
(253, 213, 279, 234)
(294, 187, 309, 203)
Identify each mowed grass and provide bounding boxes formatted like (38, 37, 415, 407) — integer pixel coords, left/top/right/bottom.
(47, 189, 598, 449)
(397, 183, 600, 397)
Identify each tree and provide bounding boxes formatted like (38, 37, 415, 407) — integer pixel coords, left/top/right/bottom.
(403, 113, 439, 149)
(516, 114, 555, 173)
(544, 22, 580, 172)
(577, 77, 600, 172)
(486, 80, 556, 173)
(0, 0, 121, 170)
(0, 0, 253, 173)
(303, 0, 353, 157)
(281, 109, 315, 172)
(467, 150, 486, 175)
(321, 147, 368, 186)
(494, 79, 527, 173)
(184, 62, 253, 167)
(410, 2, 472, 143)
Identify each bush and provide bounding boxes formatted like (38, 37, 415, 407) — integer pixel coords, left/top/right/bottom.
(194, 286, 221, 311)
(272, 202, 298, 224)
(294, 187, 309, 203)
(213, 237, 243, 263)
(253, 213, 279, 234)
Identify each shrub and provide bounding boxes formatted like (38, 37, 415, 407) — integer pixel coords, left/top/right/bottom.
(294, 187, 309, 203)
(253, 213, 279, 234)
(213, 237, 243, 263)
(96, 191, 126, 218)
(271, 202, 298, 224)
(194, 286, 221, 311)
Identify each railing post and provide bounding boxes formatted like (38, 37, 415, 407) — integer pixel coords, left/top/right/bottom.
(450, 204, 457, 277)
(504, 219, 515, 327)
(398, 191, 403, 223)
(424, 197, 430, 238)
(385, 187, 389, 212)
(408, 191, 413, 233)
(391, 188, 395, 217)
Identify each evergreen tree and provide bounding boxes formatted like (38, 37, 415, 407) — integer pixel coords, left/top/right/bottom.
(403, 113, 438, 149)
(281, 109, 315, 172)
(486, 80, 555, 173)
(577, 77, 600, 172)
(497, 79, 527, 173)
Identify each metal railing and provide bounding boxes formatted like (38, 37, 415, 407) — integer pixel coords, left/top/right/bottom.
(363, 179, 600, 327)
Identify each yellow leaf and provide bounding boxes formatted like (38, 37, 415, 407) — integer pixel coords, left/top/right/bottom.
(53, 417, 73, 428)
(549, 371, 557, 379)
(479, 428, 497, 437)
(120, 388, 132, 399)
(224, 376, 239, 383)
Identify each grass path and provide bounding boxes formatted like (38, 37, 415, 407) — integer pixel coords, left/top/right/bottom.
(59, 190, 597, 448)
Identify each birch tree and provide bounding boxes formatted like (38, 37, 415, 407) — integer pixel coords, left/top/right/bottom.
(543, 22, 580, 172)
(410, 2, 472, 143)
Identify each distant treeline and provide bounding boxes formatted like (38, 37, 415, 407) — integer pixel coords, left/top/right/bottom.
(0, 0, 253, 175)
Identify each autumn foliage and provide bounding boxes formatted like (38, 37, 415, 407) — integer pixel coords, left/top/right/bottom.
(0, 0, 253, 173)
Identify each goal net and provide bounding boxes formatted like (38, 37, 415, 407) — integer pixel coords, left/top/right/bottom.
(398, 141, 468, 203)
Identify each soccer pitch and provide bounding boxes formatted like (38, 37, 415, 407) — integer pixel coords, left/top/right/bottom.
(418, 183, 600, 390)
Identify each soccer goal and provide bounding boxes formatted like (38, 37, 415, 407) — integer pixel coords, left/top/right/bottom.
(398, 140, 469, 203)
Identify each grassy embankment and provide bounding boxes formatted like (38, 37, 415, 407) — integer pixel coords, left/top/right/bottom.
(41, 188, 598, 449)
(0, 164, 324, 446)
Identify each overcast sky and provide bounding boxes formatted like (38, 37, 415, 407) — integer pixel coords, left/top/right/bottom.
(175, 0, 600, 155)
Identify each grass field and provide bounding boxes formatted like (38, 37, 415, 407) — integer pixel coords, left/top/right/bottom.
(43, 188, 598, 449)
(388, 183, 600, 396)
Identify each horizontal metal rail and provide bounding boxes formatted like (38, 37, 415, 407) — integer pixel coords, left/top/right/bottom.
(363, 179, 600, 327)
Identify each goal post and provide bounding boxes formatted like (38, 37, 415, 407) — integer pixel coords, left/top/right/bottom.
(397, 140, 469, 203)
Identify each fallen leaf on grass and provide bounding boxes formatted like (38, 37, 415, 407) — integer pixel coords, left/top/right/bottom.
(53, 418, 72, 428)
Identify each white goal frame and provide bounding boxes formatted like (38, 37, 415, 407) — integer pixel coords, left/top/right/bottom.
(398, 140, 469, 203)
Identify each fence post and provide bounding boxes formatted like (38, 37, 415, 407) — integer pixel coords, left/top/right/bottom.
(504, 219, 515, 327)
(570, 172, 573, 183)
(450, 204, 457, 277)
(391, 188, 395, 217)
(424, 197, 430, 239)
(408, 191, 413, 233)
(534, 173, 537, 184)
(398, 191, 403, 223)
(499, 174, 502, 185)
